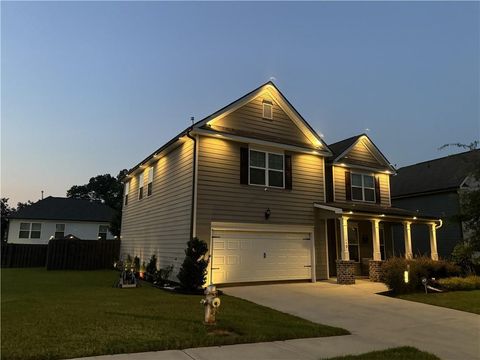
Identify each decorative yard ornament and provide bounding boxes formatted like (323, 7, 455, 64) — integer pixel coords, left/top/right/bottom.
(200, 285, 221, 325)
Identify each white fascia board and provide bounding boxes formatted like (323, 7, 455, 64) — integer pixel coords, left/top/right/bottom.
(191, 128, 331, 156)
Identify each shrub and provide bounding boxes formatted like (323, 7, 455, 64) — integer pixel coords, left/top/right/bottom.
(438, 276, 480, 291)
(177, 237, 209, 291)
(153, 264, 174, 286)
(382, 257, 460, 294)
(144, 254, 157, 282)
(451, 241, 480, 275)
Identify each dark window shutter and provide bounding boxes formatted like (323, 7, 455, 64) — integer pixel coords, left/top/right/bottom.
(345, 170, 352, 201)
(285, 154, 292, 190)
(240, 147, 249, 184)
(375, 176, 381, 204)
(325, 165, 333, 202)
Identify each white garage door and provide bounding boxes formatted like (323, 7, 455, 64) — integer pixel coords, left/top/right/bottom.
(211, 228, 313, 284)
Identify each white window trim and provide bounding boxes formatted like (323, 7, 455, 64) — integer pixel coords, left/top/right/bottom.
(147, 167, 154, 196)
(351, 172, 376, 203)
(124, 181, 130, 205)
(138, 172, 144, 200)
(98, 225, 108, 240)
(19, 222, 42, 239)
(347, 222, 361, 263)
(262, 101, 273, 120)
(55, 223, 66, 238)
(248, 148, 285, 189)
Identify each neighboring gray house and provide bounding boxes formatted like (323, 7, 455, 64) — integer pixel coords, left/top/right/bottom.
(391, 149, 480, 258)
(8, 196, 116, 244)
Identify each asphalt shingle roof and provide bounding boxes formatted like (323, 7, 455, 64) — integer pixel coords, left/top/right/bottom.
(328, 134, 364, 159)
(10, 196, 115, 222)
(391, 149, 480, 198)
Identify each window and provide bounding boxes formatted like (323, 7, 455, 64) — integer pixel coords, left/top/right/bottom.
(124, 182, 130, 206)
(347, 223, 360, 262)
(262, 101, 273, 119)
(138, 172, 144, 200)
(380, 225, 386, 260)
(147, 167, 154, 196)
(55, 224, 65, 239)
(19, 223, 30, 238)
(351, 173, 376, 202)
(19, 222, 42, 239)
(98, 225, 108, 240)
(249, 149, 284, 188)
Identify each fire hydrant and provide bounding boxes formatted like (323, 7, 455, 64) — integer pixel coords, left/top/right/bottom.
(200, 285, 221, 325)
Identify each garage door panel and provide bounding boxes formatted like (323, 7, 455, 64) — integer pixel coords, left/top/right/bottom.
(211, 228, 312, 284)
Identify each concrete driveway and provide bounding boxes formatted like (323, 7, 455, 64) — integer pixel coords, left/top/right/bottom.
(224, 280, 480, 360)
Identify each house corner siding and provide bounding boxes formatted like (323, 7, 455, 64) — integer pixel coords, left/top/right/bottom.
(120, 140, 194, 273)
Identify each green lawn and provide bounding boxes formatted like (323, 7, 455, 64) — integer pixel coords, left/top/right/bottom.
(324, 346, 440, 360)
(398, 290, 480, 314)
(1, 268, 347, 360)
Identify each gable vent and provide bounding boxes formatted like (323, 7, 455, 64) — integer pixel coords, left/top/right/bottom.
(263, 101, 273, 120)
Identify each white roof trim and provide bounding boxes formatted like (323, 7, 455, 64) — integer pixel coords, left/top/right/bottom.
(314, 203, 343, 214)
(194, 82, 331, 154)
(191, 128, 331, 156)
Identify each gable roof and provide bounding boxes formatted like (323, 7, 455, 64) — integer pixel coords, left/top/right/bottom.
(195, 81, 331, 153)
(328, 133, 395, 172)
(10, 197, 116, 222)
(391, 149, 480, 198)
(125, 81, 332, 178)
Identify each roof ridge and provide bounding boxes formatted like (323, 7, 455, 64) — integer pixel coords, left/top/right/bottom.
(397, 148, 479, 170)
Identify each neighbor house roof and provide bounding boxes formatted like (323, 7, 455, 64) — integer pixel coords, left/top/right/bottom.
(10, 196, 115, 222)
(391, 149, 480, 198)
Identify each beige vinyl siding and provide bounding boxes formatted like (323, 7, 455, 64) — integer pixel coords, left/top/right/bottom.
(121, 140, 194, 272)
(333, 166, 391, 206)
(212, 93, 312, 147)
(338, 140, 385, 169)
(195, 136, 328, 280)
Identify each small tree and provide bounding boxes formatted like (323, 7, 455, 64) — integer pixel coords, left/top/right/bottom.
(177, 237, 209, 291)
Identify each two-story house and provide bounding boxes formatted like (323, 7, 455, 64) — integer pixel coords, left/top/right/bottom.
(120, 82, 441, 285)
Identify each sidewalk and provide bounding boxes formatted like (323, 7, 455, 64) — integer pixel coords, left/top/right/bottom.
(71, 334, 394, 360)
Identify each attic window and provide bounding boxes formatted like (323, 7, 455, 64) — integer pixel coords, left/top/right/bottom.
(262, 101, 273, 120)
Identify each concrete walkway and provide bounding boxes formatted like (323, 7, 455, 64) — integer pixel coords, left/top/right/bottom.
(71, 280, 479, 360)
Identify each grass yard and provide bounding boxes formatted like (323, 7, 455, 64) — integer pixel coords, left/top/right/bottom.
(324, 346, 440, 360)
(398, 290, 480, 314)
(1, 268, 347, 360)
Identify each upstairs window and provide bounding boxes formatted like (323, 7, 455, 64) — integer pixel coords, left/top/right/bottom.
(98, 225, 108, 240)
(147, 167, 154, 196)
(19, 222, 42, 239)
(262, 101, 273, 119)
(138, 172, 144, 200)
(249, 149, 284, 188)
(124, 181, 130, 206)
(351, 173, 375, 202)
(55, 224, 65, 239)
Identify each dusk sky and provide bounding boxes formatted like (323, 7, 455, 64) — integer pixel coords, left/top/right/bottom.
(2, 1, 479, 205)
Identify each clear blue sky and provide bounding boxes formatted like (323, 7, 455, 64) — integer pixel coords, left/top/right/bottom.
(2, 1, 479, 205)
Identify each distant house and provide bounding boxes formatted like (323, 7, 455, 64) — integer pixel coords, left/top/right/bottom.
(7, 196, 116, 244)
(391, 149, 480, 257)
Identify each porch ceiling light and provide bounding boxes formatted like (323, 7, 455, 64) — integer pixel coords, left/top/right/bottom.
(348, 211, 353, 214)
(413, 216, 417, 220)
(381, 214, 385, 217)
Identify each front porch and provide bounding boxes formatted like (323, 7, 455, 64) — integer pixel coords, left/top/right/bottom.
(315, 202, 441, 284)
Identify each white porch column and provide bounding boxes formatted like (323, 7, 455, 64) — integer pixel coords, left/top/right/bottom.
(403, 221, 413, 260)
(339, 216, 350, 261)
(371, 219, 382, 261)
(429, 223, 439, 261)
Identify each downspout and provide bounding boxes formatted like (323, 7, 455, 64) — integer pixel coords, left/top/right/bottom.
(186, 128, 197, 240)
(436, 219, 443, 230)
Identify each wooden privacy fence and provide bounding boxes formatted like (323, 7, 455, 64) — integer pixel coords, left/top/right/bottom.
(1, 243, 48, 268)
(46, 239, 120, 270)
(1, 239, 120, 270)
